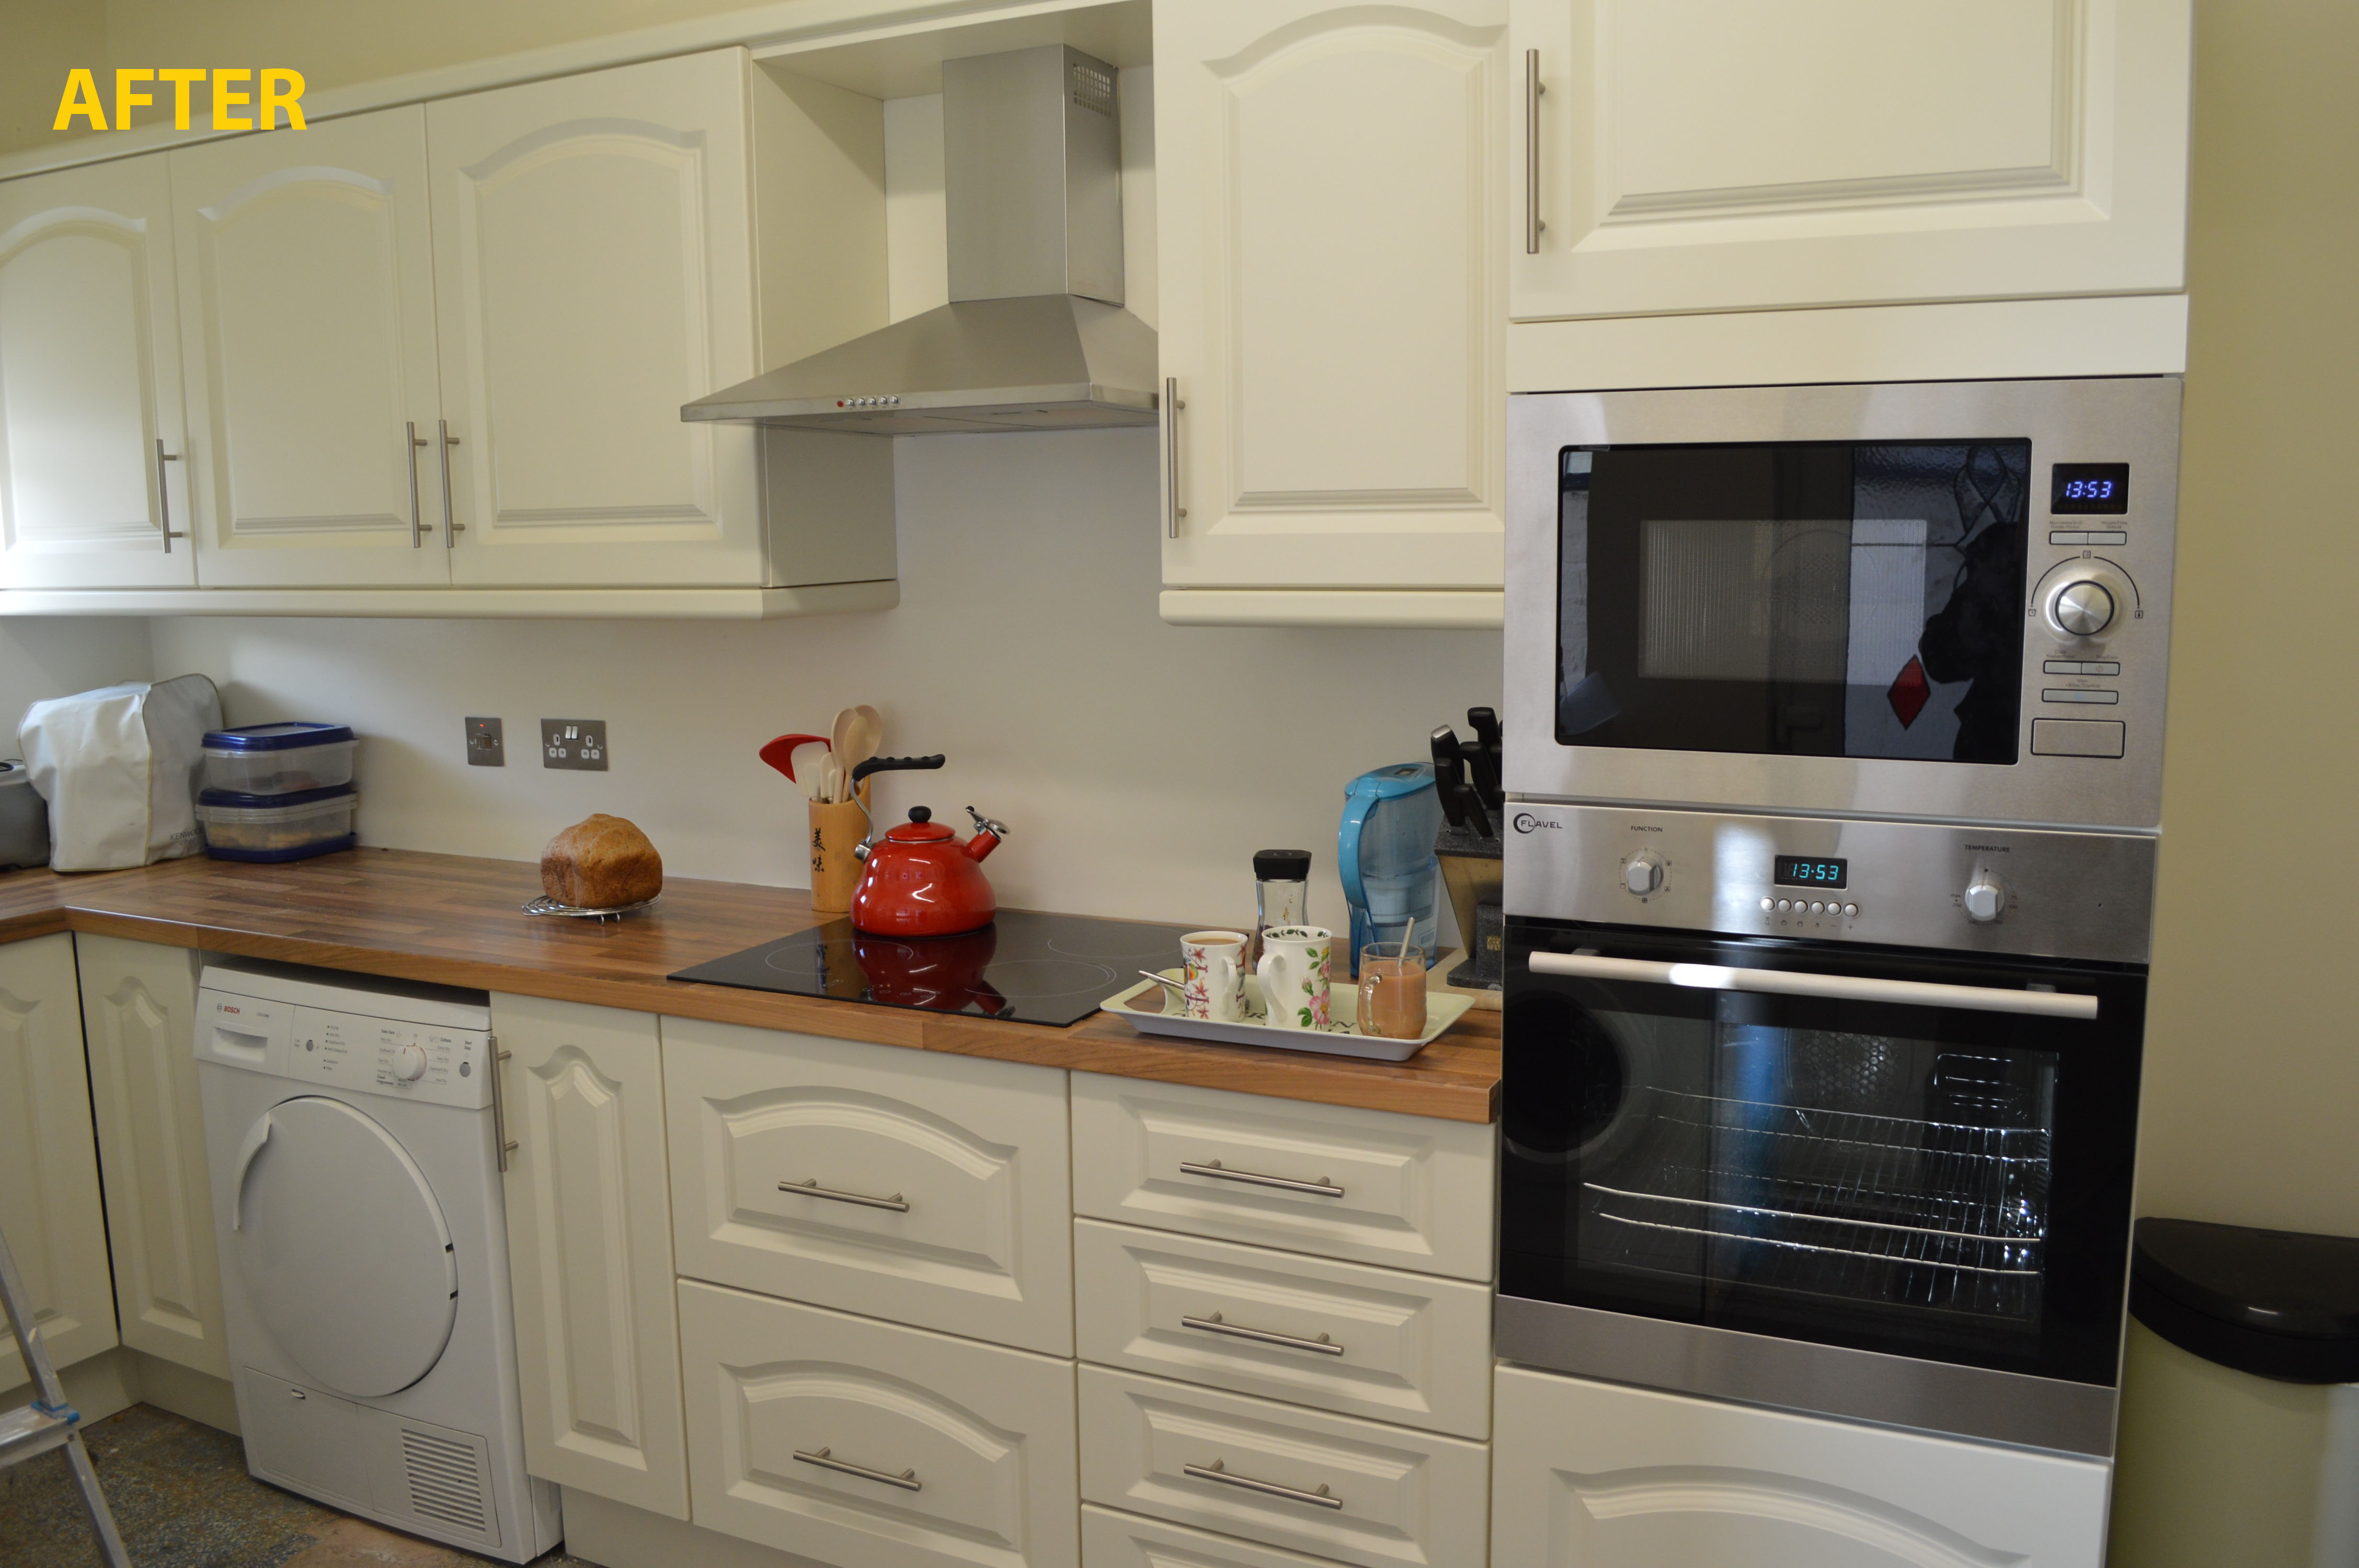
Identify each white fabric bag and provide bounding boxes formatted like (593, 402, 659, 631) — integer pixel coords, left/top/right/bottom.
(19, 674, 223, 871)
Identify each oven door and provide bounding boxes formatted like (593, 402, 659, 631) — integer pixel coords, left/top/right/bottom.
(1499, 917, 2144, 1455)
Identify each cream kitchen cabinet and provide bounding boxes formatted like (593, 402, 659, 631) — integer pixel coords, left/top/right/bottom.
(424, 48, 888, 590)
(1491, 1364, 2111, 1567)
(491, 994, 689, 1520)
(170, 107, 453, 588)
(76, 935, 230, 1380)
(0, 934, 118, 1389)
(0, 154, 195, 590)
(663, 1016, 1074, 1356)
(1153, 0, 1509, 627)
(1508, 0, 2193, 322)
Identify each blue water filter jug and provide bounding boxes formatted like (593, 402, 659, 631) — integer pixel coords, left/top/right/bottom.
(1339, 764, 1442, 976)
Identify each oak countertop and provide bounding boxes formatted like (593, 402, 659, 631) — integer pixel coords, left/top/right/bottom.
(0, 848, 1499, 1123)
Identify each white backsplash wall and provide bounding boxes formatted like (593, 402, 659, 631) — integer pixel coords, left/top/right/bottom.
(1, 619, 156, 747)
(147, 430, 1504, 929)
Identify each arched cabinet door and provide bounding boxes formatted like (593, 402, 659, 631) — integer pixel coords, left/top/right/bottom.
(424, 48, 765, 589)
(0, 154, 194, 589)
(169, 106, 451, 588)
(1156, 0, 1509, 613)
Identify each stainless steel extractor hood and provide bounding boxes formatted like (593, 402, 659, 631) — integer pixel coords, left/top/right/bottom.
(684, 45, 1156, 433)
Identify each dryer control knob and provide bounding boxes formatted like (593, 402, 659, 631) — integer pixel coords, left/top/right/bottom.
(1963, 873, 2007, 924)
(1624, 851, 1665, 896)
(392, 1043, 428, 1081)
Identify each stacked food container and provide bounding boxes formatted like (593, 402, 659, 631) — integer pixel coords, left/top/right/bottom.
(193, 723, 359, 861)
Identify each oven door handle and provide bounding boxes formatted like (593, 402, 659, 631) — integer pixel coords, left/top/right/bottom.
(1526, 951, 2098, 1019)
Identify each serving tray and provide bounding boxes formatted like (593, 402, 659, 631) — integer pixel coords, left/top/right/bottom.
(1101, 972, 1471, 1062)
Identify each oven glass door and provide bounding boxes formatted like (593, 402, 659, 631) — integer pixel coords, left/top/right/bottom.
(1503, 918, 2143, 1388)
(1559, 441, 2031, 764)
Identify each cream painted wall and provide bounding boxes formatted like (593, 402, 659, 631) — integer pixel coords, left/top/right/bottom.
(146, 431, 1502, 928)
(0, 619, 154, 750)
(2133, 1, 2359, 1237)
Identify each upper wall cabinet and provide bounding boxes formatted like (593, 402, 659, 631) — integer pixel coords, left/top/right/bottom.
(0, 154, 195, 590)
(1508, 0, 2194, 321)
(1155, 0, 1508, 627)
(171, 108, 451, 588)
(425, 49, 886, 589)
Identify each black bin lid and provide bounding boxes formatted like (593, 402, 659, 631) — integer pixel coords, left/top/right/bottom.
(2131, 1217, 2359, 1383)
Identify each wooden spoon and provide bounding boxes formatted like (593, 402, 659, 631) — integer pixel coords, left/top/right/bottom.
(840, 705, 883, 799)
(827, 708, 860, 802)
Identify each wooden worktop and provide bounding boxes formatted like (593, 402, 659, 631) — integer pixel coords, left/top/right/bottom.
(0, 848, 1499, 1122)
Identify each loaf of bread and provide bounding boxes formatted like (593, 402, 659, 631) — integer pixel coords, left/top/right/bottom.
(541, 814, 662, 908)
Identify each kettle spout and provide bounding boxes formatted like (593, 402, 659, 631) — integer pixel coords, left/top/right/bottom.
(964, 807, 1008, 862)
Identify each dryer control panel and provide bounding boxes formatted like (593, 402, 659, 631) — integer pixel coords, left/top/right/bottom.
(198, 984, 493, 1111)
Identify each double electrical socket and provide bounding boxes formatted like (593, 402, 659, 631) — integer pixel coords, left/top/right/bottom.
(463, 716, 609, 770)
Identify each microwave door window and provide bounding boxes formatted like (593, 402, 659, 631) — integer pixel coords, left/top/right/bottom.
(1560, 441, 2030, 763)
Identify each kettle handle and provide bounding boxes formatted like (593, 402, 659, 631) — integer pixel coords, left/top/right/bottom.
(851, 754, 944, 789)
(1338, 785, 1378, 914)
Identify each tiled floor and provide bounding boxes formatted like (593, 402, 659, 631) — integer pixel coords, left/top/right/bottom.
(0, 1405, 590, 1568)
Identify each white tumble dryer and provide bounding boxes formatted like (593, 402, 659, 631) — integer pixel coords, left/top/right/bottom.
(194, 961, 560, 1561)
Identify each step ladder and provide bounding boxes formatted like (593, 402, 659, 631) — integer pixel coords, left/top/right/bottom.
(0, 1220, 132, 1566)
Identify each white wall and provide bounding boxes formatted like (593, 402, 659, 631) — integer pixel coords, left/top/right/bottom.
(148, 431, 1503, 928)
(0, 620, 155, 748)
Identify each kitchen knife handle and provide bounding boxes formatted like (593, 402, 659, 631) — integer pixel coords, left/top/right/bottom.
(850, 754, 945, 788)
(1467, 706, 1503, 806)
(1429, 727, 1470, 832)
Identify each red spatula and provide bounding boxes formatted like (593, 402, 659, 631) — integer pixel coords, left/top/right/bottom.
(759, 733, 830, 791)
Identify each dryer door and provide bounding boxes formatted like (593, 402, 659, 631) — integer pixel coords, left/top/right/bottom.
(231, 1095, 460, 1397)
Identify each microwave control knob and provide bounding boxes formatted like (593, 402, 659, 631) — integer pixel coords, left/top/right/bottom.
(2043, 564, 2129, 641)
(1624, 851, 1665, 896)
(392, 1043, 428, 1082)
(1962, 873, 2007, 924)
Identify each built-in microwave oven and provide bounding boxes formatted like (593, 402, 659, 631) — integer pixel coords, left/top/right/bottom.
(1502, 377, 2183, 832)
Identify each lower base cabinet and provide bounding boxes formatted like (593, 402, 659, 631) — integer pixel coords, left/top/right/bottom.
(1490, 1365, 2112, 1567)
(678, 1279, 1080, 1568)
(1078, 1365, 1489, 1568)
(1081, 1504, 1357, 1568)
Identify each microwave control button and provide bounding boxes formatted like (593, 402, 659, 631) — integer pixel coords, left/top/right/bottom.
(1776, 898, 1791, 912)
(1623, 851, 1665, 896)
(1759, 897, 1773, 912)
(1843, 903, 1859, 917)
(1963, 873, 2007, 924)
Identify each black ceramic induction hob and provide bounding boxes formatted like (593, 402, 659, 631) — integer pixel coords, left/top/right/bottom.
(669, 909, 1197, 1026)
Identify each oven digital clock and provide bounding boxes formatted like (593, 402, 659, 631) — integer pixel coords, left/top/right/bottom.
(1773, 855, 1848, 889)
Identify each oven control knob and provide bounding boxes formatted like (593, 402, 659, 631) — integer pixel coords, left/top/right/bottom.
(1624, 851, 1665, 896)
(2043, 565, 2129, 640)
(1962, 873, 2007, 924)
(392, 1043, 428, 1082)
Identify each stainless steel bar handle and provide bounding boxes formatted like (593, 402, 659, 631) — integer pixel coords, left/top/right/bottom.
(405, 423, 430, 547)
(437, 420, 463, 547)
(154, 440, 186, 551)
(1182, 1311, 1344, 1356)
(1525, 951, 2100, 1020)
(1184, 1459, 1343, 1511)
(793, 1446, 921, 1492)
(780, 1177, 911, 1213)
(490, 1039, 516, 1173)
(1164, 376, 1186, 539)
(1180, 1159, 1345, 1198)
(1524, 49, 1547, 254)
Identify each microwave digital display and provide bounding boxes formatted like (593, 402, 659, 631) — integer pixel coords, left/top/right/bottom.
(2050, 463, 2129, 514)
(1774, 855, 1849, 889)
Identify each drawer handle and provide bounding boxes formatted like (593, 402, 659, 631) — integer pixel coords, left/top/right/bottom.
(1183, 1312, 1344, 1356)
(794, 1446, 921, 1492)
(1184, 1459, 1343, 1511)
(780, 1177, 910, 1213)
(1180, 1159, 1344, 1198)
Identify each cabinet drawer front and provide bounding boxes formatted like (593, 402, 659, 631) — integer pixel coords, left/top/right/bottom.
(1079, 1367, 1487, 1568)
(1491, 1365, 2111, 1567)
(1071, 1075, 1494, 1281)
(679, 1282, 1079, 1568)
(1074, 1221, 1490, 1438)
(1082, 1505, 1348, 1568)
(663, 1018, 1073, 1355)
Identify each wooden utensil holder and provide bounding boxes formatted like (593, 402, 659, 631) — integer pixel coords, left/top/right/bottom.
(808, 785, 872, 914)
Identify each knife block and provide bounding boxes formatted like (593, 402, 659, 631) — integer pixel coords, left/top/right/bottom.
(1435, 823, 1503, 991)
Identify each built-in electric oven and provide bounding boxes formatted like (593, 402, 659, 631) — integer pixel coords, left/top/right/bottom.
(1502, 376, 2182, 832)
(1497, 804, 2153, 1457)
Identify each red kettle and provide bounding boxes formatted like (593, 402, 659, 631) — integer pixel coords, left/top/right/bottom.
(848, 754, 1008, 937)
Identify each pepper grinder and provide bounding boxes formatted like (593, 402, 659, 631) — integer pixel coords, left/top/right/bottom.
(1249, 849, 1312, 968)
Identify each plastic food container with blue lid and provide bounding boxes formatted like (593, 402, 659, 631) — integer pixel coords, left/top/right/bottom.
(201, 722, 356, 796)
(195, 785, 359, 862)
